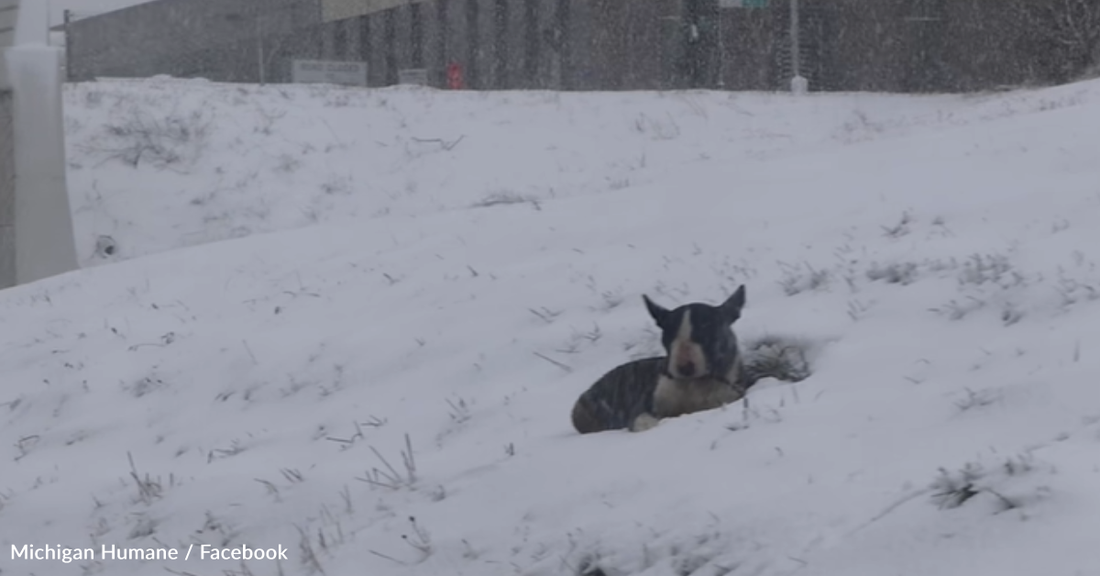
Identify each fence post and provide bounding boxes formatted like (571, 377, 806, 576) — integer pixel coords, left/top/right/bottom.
(2, 0, 78, 288)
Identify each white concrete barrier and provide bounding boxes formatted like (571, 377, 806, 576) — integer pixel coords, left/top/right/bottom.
(0, 0, 78, 289)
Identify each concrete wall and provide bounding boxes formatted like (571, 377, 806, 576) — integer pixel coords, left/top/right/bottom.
(7, 45, 78, 285)
(3, 0, 78, 288)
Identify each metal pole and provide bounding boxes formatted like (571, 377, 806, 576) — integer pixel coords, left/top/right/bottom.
(789, 0, 799, 79)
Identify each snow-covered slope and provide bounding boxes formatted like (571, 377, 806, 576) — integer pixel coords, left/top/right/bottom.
(63, 77, 1094, 268)
(3, 78, 1100, 576)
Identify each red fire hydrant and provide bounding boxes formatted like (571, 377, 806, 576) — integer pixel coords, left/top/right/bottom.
(447, 62, 465, 90)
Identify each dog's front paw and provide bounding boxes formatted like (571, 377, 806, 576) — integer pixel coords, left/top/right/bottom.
(630, 413, 661, 432)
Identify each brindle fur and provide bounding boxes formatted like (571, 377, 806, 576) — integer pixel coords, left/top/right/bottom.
(572, 286, 755, 434)
(571, 357, 663, 434)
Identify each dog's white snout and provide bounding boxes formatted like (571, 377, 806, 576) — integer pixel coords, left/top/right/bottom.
(668, 310, 708, 379)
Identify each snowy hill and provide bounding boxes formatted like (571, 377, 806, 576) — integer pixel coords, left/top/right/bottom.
(3, 77, 1100, 576)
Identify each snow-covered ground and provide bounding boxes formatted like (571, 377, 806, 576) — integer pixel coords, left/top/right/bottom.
(3, 77, 1100, 576)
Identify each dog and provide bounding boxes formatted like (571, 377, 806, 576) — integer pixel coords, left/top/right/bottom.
(571, 285, 752, 434)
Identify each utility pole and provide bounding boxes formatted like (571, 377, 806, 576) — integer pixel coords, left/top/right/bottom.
(789, 0, 807, 94)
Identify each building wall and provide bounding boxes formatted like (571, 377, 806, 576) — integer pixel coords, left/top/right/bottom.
(64, 0, 1091, 92)
(803, 0, 1053, 93)
(322, 0, 425, 22)
(393, 3, 413, 77)
(621, 0, 671, 90)
(940, 0, 1033, 90)
(419, 1, 441, 84)
(537, 0, 563, 89)
(364, 13, 386, 85)
(320, 0, 434, 90)
(0, 0, 15, 288)
(66, 0, 322, 82)
(0, 0, 16, 48)
(472, 0, 494, 89)
(381, 8, 398, 83)
(429, 0, 449, 86)
(0, 89, 14, 288)
(717, 6, 777, 91)
(557, 0, 581, 90)
(441, 0, 467, 86)
(491, 0, 519, 88)
(577, 0, 677, 91)
(817, 0, 909, 92)
(517, 0, 538, 88)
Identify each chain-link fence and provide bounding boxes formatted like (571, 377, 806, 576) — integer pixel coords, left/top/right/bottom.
(63, 0, 1100, 93)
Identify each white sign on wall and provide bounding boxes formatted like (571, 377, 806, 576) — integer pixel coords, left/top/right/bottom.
(719, 0, 768, 7)
(397, 68, 428, 86)
(291, 59, 367, 86)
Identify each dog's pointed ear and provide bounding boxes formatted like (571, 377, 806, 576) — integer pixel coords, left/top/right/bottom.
(720, 285, 746, 323)
(642, 294, 669, 327)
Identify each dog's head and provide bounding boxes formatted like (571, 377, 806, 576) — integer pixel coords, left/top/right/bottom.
(642, 285, 746, 380)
